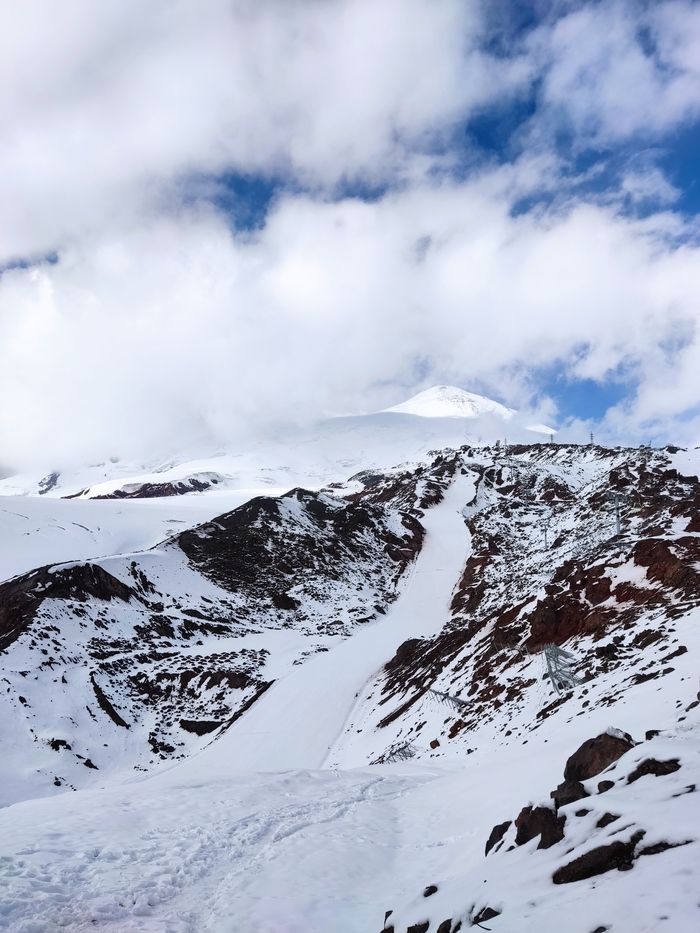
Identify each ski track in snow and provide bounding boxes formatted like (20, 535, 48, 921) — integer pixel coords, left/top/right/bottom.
(0, 764, 445, 932)
(162, 470, 474, 776)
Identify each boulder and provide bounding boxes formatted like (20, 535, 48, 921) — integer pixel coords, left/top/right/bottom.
(484, 820, 511, 855)
(553, 831, 645, 884)
(564, 732, 634, 781)
(515, 806, 566, 849)
(627, 758, 681, 783)
(472, 906, 501, 925)
(551, 779, 590, 809)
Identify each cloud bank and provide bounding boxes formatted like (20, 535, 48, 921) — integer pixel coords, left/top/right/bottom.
(2, 0, 700, 467)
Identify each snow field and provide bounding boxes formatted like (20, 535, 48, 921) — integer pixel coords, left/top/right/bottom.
(0, 490, 282, 584)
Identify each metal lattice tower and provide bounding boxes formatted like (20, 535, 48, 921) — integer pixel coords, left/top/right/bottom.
(543, 644, 580, 694)
(427, 688, 469, 711)
(609, 490, 627, 536)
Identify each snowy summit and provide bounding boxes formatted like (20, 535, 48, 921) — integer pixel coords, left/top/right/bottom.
(382, 385, 515, 420)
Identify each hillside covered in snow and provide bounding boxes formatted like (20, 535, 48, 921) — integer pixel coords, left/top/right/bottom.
(0, 440, 699, 932)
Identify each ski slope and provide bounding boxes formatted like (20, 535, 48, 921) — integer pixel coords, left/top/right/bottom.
(167, 470, 475, 777)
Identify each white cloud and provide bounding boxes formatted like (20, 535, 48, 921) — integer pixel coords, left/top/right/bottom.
(0, 0, 528, 261)
(2, 0, 700, 467)
(532, 0, 700, 144)
(3, 167, 700, 465)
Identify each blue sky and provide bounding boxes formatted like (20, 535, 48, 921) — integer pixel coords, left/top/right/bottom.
(2, 0, 700, 462)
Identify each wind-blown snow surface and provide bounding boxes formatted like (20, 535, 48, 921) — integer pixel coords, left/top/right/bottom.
(1, 444, 700, 932)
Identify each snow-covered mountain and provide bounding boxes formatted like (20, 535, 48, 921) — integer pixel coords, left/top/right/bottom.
(0, 440, 699, 931)
(0, 386, 549, 506)
(381, 385, 516, 420)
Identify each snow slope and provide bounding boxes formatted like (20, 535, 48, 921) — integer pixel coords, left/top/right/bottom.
(0, 489, 283, 584)
(1, 444, 700, 932)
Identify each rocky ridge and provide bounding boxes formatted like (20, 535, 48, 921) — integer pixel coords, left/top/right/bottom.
(331, 444, 700, 767)
(0, 482, 429, 803)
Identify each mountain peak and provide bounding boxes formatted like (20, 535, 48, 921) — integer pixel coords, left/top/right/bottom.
(382, 385, 516, 420)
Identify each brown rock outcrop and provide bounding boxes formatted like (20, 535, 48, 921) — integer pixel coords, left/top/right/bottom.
(564, 732, 634, 781)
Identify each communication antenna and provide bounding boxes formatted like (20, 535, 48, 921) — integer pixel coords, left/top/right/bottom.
(549, 433, 554, 444)
(542, 644, 580, 694)
(589, 431, 594, 446)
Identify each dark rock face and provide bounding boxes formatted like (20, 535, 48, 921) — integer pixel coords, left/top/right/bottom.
(627, 758, 681, 783)
(176, 488, 423, 597)
(515, 806, 566, 849)
(423, 885, 438, 897)
(472, 906, 501, 925)
(551, 779, 590, 809)
(179, 719, 222, 735)
(564, 733, 634, 781)
(597, 780, 615, 793)
(0, 563, 137, 652)
(92, 478, 212, 499)
(552, 831, 645, 884)
(90, 673, 130, 729)
(407, 923, 429, 933)
(485, 820, 511, 855)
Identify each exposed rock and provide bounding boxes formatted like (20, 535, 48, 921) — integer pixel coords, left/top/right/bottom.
(0, 562, 137, 652)
(552, 831, 645, 884)
(627, 758, 681, 783)
(551, 779, 590, 809)
(179, 719, 222, 735)
(597, 780, 615, 793)
(472, 906, 501, 925)
(407, 923, 429, 933)
(423, 885, 438, 897)
(638, 840, 692, 856)
(596, 813, 620, 828)
(515, 806, 566, 849)
(485, 820, 511, 856)
(90, 673, 130, 729)
(38, 472, 60, 494)
(564, 732, 634, 781)
(92, 478, 212, 499)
